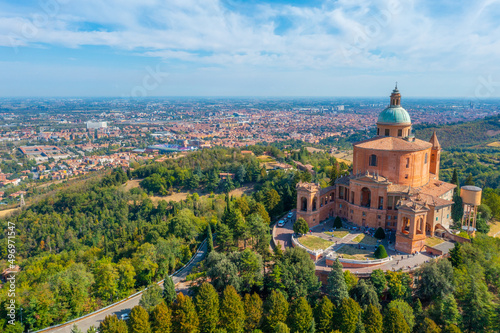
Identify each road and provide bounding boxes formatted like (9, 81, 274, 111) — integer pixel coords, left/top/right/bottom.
(37, 241, 207, 333)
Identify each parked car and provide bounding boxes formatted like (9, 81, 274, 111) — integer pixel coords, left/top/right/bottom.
(121, 313, 129, 321)
(278, 219, 286, 227)
(287, 212, 294, 218)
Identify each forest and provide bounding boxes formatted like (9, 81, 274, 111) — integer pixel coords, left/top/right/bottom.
(0, 144, 499, 333)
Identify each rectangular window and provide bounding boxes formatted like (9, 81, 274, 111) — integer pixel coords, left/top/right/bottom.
(388, 216, 391, 220)
(385, 129, 390, 136)
(378, 196, 383, 210)
(436, 217, 439, 221)
(369, 154, 377, 166)
(387, 196, 394, 210)
(398, 129, 402, 136)
(406, 158, 410, 168)
(405, 174, 409, 179)
(377, 128, 380, 135)
(362, 212, 366, 217)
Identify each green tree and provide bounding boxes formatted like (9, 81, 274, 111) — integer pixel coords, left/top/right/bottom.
(314, 296, 334, 333)
(264, 189, 281, 216)
(244, 293, 263, 332)
(374, 227, 385, 240)
(196, 282, 219, 333)
(207, 224, 214, 253)
(451, 169, 458, 185)
(461, 276, 493, 333)
(172, 293, 199, 333)
(140, 283, 164, 312)
(451, 191, 463, 223)
(220, 285, 245, 333)
(293, 217, 309, 235)
(374, 245, 388, 259)
(99, 314, 128, 333)
(448, 242, 463, 268)
(151, 302, 172, 333)
(128, 305, 151, 333)
(387, 300, 415, 331)
(287, 297, 314, 333)
(370, 269, 387, 298)
(464, 174, 474, 186)
(415, 259, 454, 301)
(350, 279, 380, 310)
(383, 308, 410, 333)
(344, 270, 358, 292)
(385, 271, 411, 301)
(117, 259, 136, 297)
(333, 216, 342, 229)
(335, 298, 361, 333)
(414, 318, 441, 333)
(263, 290, 289, 332)
(87, 326, 99, 333)
(163, 276, 177, 305)
(273, 247, 320, 299)
(206, 251, 242, 292)
(238, 248, 264, 292)
(442, 325, 461, 333)
(329, 166, 339, 186)
(363, 305, 383, 333)
(327, 259, 348, 307)
(274, 322, 290, 333)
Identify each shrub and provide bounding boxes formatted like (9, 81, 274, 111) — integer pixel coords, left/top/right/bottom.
(374, 227, 385, 240)
(374, 245, 388, 259)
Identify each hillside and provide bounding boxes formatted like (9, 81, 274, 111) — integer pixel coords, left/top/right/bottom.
(414, 115, 500, 150)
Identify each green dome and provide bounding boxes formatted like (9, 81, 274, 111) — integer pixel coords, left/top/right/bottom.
(377, 106, 411, 124)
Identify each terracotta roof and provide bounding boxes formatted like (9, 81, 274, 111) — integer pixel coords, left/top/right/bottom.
(354, 136, 432, 151)
(419, 179, 456, 198)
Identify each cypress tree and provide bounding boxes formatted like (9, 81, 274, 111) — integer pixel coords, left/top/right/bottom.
(314, 296, 334, 333)
(451, 169, 458, 185)
(363, 305, 383, 333)
(287, 297, 314, 333)
(336, 298, 361, 333)
(163, 275, 177, 305)
(172, 292, 199, 333)
(263, 290, 289, 332)
(244, 293, 263, 332)
(151, 302, 172, 333)
(374, 227, 385, 239)
(327, 259, 348, 307)
(207, 224, 214, 253)
(333, 216, 343, 229)
(196, 282, 219, 333)
(220, 285, 245, 333)
(128, 306, 151, 333)
(383, 308, 410, 333)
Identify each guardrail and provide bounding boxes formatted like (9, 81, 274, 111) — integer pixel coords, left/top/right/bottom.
(32, 238, 207, 333)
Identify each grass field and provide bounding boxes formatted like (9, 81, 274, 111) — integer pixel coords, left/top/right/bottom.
(488, 220, 500, 238)
(486, 141, 500, 147)
(352, 234, 378, 246)
(257, 155, 275, 163)
(0, 208, 21, 219)
(324, 228, 350, 238)
(425, 237, 445, 247)
(298, 235, 334, 250)
(336, 245, 376, 260)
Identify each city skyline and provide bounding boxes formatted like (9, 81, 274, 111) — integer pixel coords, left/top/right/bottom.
(1, 0, 500, 97)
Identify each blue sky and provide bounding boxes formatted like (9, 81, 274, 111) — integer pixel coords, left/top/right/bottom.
(1, 0, 500, 97)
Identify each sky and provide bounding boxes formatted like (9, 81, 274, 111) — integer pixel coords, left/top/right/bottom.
(1, 0, 500, 97)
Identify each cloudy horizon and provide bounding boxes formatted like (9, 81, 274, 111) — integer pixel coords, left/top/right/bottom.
(1, 0, 500, 97)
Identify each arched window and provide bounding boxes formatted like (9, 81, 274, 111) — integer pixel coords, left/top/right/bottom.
(301, 197, 307, 211)
(377, 128, 380, 135)
(369, 154, 377, 167)
(431, 154, 435, 163)
(312, 198, 317, 211)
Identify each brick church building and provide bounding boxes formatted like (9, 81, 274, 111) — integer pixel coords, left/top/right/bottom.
(296, 86, 456, 254)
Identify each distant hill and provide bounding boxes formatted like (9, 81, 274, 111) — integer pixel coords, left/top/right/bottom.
(414, 115, 500, 150)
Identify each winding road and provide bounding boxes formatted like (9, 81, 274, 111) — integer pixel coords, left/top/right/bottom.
(34, 241, 207, 333)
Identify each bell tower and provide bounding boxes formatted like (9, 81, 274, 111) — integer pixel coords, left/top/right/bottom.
(390, 83, 401, 106)
(429, 131, 441, 179)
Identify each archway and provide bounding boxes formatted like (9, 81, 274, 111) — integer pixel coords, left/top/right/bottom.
(312, 198, 317, 211)
(416, 217, 424, 234)
(301, 197, 307, 211)
(361, 187, 371, 208)
(401, 217, 410, 234)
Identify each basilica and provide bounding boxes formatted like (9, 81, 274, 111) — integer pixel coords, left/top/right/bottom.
(296, 86, 456, 254)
